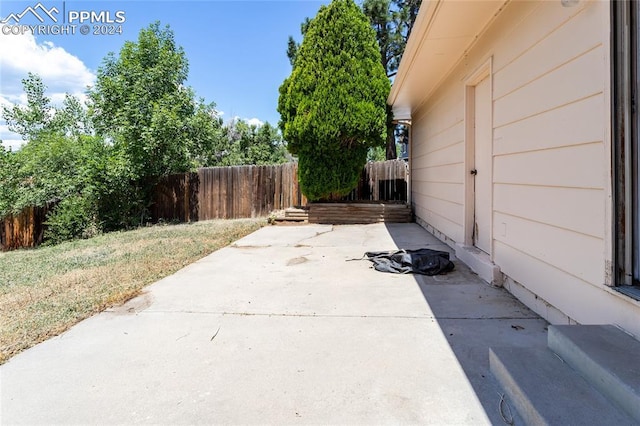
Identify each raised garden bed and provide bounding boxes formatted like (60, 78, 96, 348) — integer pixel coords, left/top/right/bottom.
(308, 201, 412, 224)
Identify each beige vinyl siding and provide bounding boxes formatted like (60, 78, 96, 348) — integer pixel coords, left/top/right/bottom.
(410, 0, 608, 307)
(493, 240, 627, 326)
(493, 185, 604, 239)
(493, 143, 604, 189)
(493, 46, 604, 128)
(492, 1, 604, 100)
(493, 94, 604, 156)
(411, 88, 465, 243)
(490, 1, 606, 292)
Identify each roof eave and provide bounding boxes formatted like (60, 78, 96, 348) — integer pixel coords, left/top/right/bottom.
(388, 0, 509, 120)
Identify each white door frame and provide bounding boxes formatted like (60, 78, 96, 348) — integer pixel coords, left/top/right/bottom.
(464, 58, 494, 258)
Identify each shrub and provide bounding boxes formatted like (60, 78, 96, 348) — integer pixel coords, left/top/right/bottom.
(44, 195, 98, 245)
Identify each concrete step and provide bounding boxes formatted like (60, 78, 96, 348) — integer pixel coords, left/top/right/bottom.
(272, 208, 309, 223)
(490, 347, 636, 425)
(548, 325, 640, 422)
(284, 208, 309, 219)
(273, 217, 306, 222)
(285, 213, 309, 218)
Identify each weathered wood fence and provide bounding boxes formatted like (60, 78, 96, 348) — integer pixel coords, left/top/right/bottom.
(345, 160, 408, 202)
(0, 205, 51, 251)
(151, 160, 408, 222)
(151, 163, 306, 221)
(1, 160, 408, 250)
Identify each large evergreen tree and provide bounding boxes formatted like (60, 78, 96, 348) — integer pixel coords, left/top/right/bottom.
(278, 0, 389, 201)
(286, 0, 421, 161)
(363, 0, 421, 159)
(363, 0, 421, 79)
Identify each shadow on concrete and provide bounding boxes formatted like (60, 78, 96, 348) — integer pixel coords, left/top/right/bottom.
(384, 222, 548, 424)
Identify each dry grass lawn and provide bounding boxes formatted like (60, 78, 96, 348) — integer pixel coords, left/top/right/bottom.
(0, 218, 265, 364)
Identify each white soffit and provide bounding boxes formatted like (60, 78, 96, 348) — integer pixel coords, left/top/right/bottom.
(389, 0, 508, 117)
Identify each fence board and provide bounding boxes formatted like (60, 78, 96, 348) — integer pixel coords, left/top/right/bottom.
(149, 173, 198, 222)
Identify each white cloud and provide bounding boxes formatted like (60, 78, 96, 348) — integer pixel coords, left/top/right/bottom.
(0, 95, 12, 108)
(2, 139, 25, 151)
(0, 91, 29, 109)
(0, 32, 95, 149)
(0, 123, 24, 149)
(0, 32, 95, 95)
(246, 118, 264, 127)
(226, 116, 265, 128)
(0, 95, 24, 148)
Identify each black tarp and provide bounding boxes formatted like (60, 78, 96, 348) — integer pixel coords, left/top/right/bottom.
(364, 249, 455, 275)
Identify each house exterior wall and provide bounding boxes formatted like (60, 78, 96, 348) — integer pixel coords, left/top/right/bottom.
(410, 0, 640, 336)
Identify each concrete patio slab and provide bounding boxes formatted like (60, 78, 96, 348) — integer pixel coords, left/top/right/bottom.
(0, 223, 548, 424)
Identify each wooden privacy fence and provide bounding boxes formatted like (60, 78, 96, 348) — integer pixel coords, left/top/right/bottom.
(0, 205, 51, 251)
(345, 160, 408, 202)
(151, 160, 408, 222)
(151, 163, 306, 221)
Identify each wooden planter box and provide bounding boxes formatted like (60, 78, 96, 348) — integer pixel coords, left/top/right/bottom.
(308, 202, 412, 224)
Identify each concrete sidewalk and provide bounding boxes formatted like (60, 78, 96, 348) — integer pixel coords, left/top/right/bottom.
(0, 223, 547, 424)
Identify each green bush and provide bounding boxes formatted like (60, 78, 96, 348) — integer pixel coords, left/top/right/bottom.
(0, 131, 139, 245)
(44, 195, 98, 245)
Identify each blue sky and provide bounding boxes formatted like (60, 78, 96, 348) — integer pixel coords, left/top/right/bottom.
(0, 0, 330, 149)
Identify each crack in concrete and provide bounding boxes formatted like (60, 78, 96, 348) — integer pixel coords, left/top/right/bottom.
(230, 226, 334, 249)
(230, 244, 268, 249)
(294, 225, 334, 246)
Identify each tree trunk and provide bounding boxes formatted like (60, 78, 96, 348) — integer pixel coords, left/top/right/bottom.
(385, 125, 397, 160)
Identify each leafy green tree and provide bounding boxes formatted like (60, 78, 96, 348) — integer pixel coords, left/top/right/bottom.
(187, 102, 226, 168)
(9, 132, 86, 210)
(88, 23, 225, 176)
(0, 73, 142, 242)
(0, 145, 19, 217)
(249, 122, 288, 165)
(278, 0, 390, 201)
(219, 120, 288, 166)
(88, 22, 224, 221)
(2, 73, 50, 141)
(367, 145, 386, 162)
(0, 74, 100, 230)
(53, 94, 93, 137)
(0, 132, 110, 241)
(2, 73, 91, 141)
